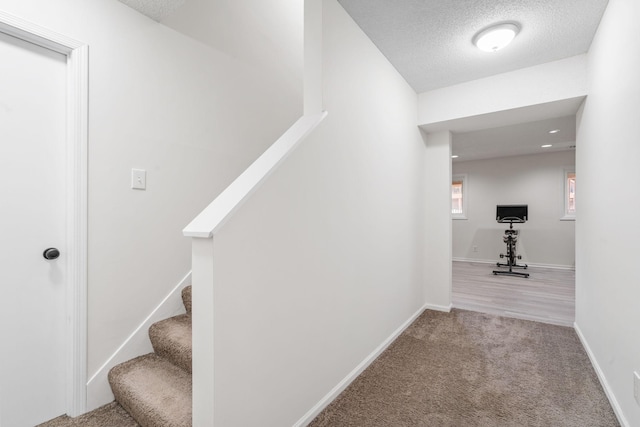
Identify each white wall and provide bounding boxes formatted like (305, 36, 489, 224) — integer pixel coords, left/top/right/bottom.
(418, 54, 587, 127)
(0, 0, 302, 408)
(576, 0, 640, 425)
(453, 151, 575, 268)
(162, 0, 303, 104)
(205, 1, 425, 424)
(423, 131, 453, 309)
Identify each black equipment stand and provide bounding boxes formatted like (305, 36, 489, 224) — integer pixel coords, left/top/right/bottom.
(493, 217, 529, 278)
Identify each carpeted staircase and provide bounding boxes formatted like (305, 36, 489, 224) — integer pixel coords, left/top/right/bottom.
(107, 285, 192, 427)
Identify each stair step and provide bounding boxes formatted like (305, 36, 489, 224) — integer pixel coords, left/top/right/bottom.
(149, 314, 192, 373)
(182, 286, 191, 315)
(108, 353, 192, 427)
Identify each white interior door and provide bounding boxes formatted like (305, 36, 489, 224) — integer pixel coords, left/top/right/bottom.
(0, 30, 68, 426)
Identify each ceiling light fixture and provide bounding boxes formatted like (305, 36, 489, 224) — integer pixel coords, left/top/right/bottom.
(541, 144, 553, 148)
(548, 129, 560, 134)
(451, 155, 459, 158)
(473, 23, 520, 52)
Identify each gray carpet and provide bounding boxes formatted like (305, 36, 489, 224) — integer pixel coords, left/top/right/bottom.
(37, 402, 138, 427)
(310, 309, 619, 427)
(108, 353, 192, 427)
(106, 284, 192, 427)
(41, 307, 618, 426)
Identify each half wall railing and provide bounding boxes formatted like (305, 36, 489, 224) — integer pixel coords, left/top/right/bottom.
(183, 110, 327, 426)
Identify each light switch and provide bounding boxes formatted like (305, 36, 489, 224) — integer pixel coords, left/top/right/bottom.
(131, 169, 146, 190)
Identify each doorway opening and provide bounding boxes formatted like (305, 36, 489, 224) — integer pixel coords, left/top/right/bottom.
(449, 114, 578, 327)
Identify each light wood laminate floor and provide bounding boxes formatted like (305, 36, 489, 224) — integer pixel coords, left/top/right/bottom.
(453, 261, 575, 327)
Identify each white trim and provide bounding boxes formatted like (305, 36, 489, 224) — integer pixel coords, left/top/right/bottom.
(451, 173, 467, 220)
(66, 40, 89, 420)
(0, 11, 89, 417)
(424, 303, 453, 313)
(183, 112, 328, 238)
(452, 257, 575, 270)
(293, 303, 428, 427)
(86, 272, 192, 411)
(0, 12, 82, 54)
(574, 323, 629, 427)
(563, 167, 576, 220)
(452, 257, 497, 264)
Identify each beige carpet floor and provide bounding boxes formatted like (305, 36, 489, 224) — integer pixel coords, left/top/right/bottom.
(37, 402, 138, 427)
(309, 309, 619, 427)
(40, 309, 619, 427)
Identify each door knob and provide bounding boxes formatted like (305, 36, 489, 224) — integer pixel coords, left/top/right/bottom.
(43, 248, 60, 260)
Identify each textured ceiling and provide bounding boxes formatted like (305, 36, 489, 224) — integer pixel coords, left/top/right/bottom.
(338, 0, 609, 93)
(452, 115, 576, 162)
(118, 0, 186, 22)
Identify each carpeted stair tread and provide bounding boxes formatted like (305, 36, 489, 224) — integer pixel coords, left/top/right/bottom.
(108, 354, 191, 427)
(37, 401, 139, 427)
(149, 314, 192, 373)
(182, 286, 191, 315)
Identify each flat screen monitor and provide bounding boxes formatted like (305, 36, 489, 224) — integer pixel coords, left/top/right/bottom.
(496, 205, 528, 223)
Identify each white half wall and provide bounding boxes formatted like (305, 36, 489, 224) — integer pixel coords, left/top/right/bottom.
(423, 131, 453, 310)
(453, 151, 575, 268)
(575, 0, 640, 425)
(202, 1, 426, 424)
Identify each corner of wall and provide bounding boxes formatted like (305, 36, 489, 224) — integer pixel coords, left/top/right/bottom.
(573, 322, 630, 427)
(293, 303, 428, 426)
(423, 131, 453, 308)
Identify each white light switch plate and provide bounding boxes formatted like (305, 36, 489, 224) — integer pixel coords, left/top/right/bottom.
(131, 168, 146, 190)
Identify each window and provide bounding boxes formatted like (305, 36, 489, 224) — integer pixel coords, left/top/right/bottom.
(452, 174, 467, 219)
(562, 169, 576, 220)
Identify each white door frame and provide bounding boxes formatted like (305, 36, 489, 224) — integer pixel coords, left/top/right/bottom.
(0, 11, 88, 417)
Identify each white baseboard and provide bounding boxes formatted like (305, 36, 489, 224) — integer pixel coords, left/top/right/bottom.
(85, 272, 191, 412)
(453, 257, 575, 270)
(453, 257, 496, 264)
(574, 322, 629, 427)
(424, 302, 453, 313)
(293, 303, 428, 426)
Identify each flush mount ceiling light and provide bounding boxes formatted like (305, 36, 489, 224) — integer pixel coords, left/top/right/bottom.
(548, 129, 560, 134)
(473, 23, 520, 52)
(541, 144, 553, 148)
(451, 155, 459, 158)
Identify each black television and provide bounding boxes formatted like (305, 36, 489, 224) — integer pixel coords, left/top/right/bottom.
(496, 205, 528, 223)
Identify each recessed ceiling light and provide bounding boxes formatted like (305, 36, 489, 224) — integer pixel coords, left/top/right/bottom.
(473, 23, 520, 52)
(548, 129, 560, 134)
(541, 144, 553, 148)
(451, 155, 459, 158)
